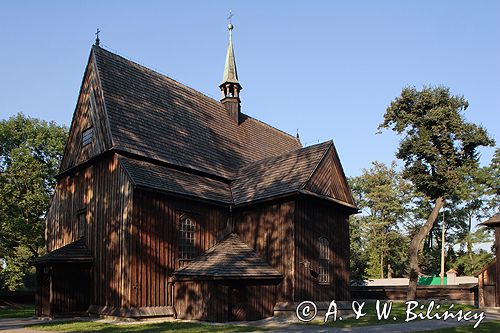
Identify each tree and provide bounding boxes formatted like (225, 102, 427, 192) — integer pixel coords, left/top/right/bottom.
(349, 161, 412, 279)
(349, 215, 369, 282)
(483, 148, 500, 213)
(378, 86, 495, 300)
(0, 113, 67, 290)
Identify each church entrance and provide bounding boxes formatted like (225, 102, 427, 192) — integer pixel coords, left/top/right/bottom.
(228, 284, 247, 321)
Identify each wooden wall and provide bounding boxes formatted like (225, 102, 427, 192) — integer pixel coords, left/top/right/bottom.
(235, 200, 295, 302)
(174, 281, 275, 322)
(477, 260, 496, 307)
(351, 284, 478, 305)
(174, 281, 229, 321)
(130, 190, 228, 309)
(244, 284, 277, 320)
(294, 197, 350, 302)
(496, 228, 500, 307)
(51, 264, 92, 315)
(45, 154, 133, 309)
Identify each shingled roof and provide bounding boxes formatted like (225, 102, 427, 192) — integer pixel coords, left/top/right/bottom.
(173, 234, 283, 280)
(32, 238, 92, 264)
(480, 213, 500, 227)
(117, 141, 355, 207)
(119, 157, 232, 204)
(231, 141, 331, 205)
(92, 46, 301, 180)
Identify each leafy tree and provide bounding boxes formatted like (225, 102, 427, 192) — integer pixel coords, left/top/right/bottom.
(483, 148, 500, 213)
(453, 248, 494, 276)
(350, 161, 412, 279)
(0, 113, 67, 290)
(349, 215, 369, 282)
(378, 86, 495, 299)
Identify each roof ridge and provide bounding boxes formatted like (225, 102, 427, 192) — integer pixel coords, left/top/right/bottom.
(242, 114, 302, 146)
(235, 140, 332, 176)
(94, 46, 300, 144)
(94, 45, 223, 110)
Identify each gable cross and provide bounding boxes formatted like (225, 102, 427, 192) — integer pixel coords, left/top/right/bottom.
(95, 28, 101, 46)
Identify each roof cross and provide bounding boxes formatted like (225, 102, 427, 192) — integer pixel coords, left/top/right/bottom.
(95, 28, 101, 46)
(227, 10, 234, 24)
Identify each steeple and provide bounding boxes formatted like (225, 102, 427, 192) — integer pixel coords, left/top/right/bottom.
(220, 22, 242, 123)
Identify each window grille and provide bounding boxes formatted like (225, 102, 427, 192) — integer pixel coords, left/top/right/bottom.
(179, 216, 196, 261)
(82, 127, 94, 146)
(77, 211, 86, 238)
(318, 237, 330, 284)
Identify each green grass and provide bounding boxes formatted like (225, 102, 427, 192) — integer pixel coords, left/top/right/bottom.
(28, 320, 269, 333)
(307, 302, 478, 329)
(0, 306, 35, 318)
(425, 320, 500, 332)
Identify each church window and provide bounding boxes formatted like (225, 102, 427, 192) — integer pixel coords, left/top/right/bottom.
(318, 237, 330, 284)
(179, 215, 196, 261)
(82, 127, 93, 146)
(77, 209, 86, 238)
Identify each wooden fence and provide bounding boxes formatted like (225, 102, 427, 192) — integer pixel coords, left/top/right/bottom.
(351, 284, 478, 306)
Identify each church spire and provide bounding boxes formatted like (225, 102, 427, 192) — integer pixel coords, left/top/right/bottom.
(221, 23, 240, 88)
(220, 19, 242, 123)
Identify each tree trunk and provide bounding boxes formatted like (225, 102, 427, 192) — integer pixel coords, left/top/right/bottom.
(467, 212, 473, 262)
(440, 213, 446, 285)
(381, 253, 384, 279)
(407, 196, 445, 300)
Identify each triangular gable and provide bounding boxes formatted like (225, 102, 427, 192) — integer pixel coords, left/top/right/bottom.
(304, 144, 355, 206)
(230, 142, 331, 205)
(59, 49, 112, 172)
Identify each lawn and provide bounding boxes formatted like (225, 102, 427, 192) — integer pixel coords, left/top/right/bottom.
(308, 302, 479, 329)
(425, 320, 500, 332)
(0, 306, 35, 318)
(28, 320, 268, 333)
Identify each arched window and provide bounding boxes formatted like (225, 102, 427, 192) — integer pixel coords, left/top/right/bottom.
(179, 215, 196, 261)
(318, 237, 330, 284)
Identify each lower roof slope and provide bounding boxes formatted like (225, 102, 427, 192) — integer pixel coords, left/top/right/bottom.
(118, 141, 357, 208)
(32, 238, 92, 264)
(119, 157, 232, 204)
(173, 233, 282, 280)
(480, 213, 500, 227)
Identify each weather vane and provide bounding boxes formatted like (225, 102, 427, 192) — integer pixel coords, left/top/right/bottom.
(95, 28, 101, 46)
(227, 10, 234, 24)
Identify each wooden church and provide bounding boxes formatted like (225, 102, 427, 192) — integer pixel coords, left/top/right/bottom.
(33, 24, 357, 321)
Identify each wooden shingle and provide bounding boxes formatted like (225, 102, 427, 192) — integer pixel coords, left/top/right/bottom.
(91, 46, 301, 180)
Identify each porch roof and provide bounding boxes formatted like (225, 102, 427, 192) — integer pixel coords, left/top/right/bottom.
(173, 233, 283, 281)
(31, 238, 93, 265)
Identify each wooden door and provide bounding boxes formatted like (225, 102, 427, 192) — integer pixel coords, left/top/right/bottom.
(484, 285, 497, 307)
(41, 267, 52, 316)
(228, 285, 247, 321)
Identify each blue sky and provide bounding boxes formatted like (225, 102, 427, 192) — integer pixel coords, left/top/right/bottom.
(0, 1, 498, 177)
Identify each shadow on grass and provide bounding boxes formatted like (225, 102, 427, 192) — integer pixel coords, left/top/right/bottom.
(424, 320, 500, 333)
(309, 303, 479, 329)
(0, 306, 35, 318)
(28, 320, 267, 333)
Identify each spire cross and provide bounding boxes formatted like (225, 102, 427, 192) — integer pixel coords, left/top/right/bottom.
(227, 10, 234, 24)
(95, 28, 101, 46)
